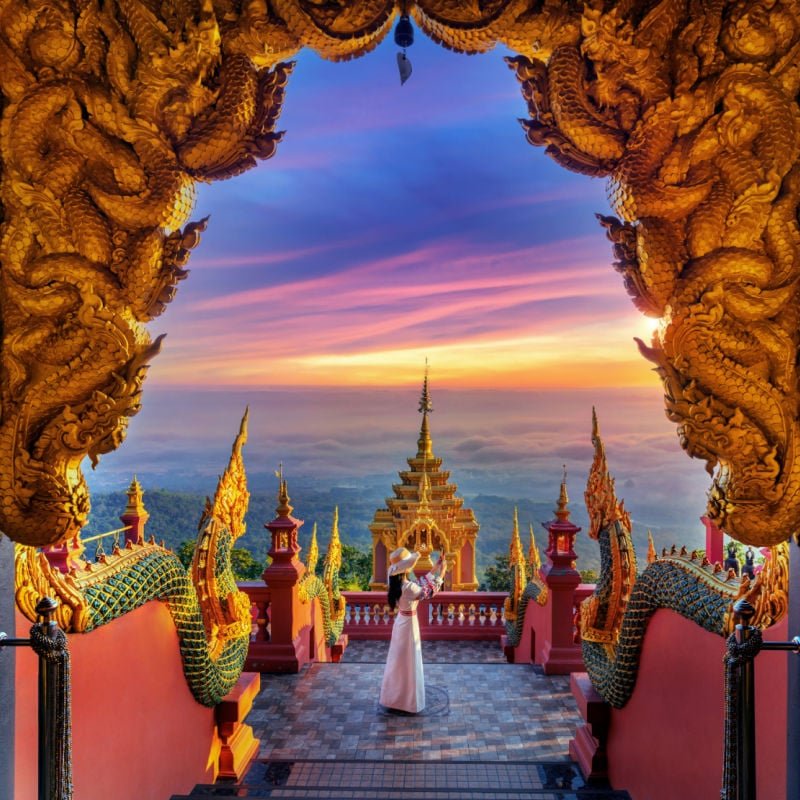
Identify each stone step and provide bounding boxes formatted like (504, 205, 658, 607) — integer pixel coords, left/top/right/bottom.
(172, 759, 631, 800)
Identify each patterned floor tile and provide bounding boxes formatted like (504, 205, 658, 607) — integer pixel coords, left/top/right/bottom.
(341, 640, 508, 664)
(252, 643, 581, 762)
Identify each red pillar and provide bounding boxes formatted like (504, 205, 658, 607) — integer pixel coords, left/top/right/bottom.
(701, 514, 723, 566)
(245, 477, 313, 673)
(540, 473, 584, 674)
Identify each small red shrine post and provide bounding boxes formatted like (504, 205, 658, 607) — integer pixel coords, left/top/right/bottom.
(119, 476, 150, 545)
(245, 474, 314, 673)
(539, 472, 584, 674)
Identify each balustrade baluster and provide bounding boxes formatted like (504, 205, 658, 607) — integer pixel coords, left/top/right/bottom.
(256, 600, 269, 642)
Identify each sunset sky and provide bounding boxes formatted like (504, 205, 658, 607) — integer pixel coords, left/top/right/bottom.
(89, 31, 711, 546)
(149, 33, 660, 389)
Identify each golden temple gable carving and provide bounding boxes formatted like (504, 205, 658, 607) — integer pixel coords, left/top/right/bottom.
(1, 1, 798, 548)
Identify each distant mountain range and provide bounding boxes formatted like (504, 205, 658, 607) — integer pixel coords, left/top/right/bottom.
(83, 479, 707, 582)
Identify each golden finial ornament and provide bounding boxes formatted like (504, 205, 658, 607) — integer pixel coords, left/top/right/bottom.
(306, 523, 319, 575)
(323, 507, 345, 620)
(529, 523, 541, 574)
(328, 507, 342, 555)
(418, 360, 433, 415)
(505, 506, 528, 622)
(417, 364, 434, 460)
(124, 476, 147, 517)
(555, 465, 571, 522)
(274, 463, 293, 518)
(647, 531, 657, 564)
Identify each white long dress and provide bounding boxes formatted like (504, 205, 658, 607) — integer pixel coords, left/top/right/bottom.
(379, 573, 443, 713)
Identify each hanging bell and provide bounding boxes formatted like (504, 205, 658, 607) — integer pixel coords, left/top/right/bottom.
(394, 14, 414, 49)
(394, 12, 414, 85)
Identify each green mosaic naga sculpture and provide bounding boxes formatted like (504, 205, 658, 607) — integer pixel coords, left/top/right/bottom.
(299, 507, 347, 649)
(15, 413, 253, 708)
(579, 410, 788, 708)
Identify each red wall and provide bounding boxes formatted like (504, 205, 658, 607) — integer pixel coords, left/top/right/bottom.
(15, 600, 218, 800)
(607, 609, 788, 800)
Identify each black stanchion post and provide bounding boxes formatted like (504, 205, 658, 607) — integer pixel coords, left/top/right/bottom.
(734, 599, 757, 800)
(35, 597, 60, 800)
(0, 594, 72, 800)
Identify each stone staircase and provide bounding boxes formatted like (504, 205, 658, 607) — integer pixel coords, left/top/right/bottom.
(172, 758, 631, 799)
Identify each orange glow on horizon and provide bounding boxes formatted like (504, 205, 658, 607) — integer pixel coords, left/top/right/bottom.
(150, 310, 663, 390)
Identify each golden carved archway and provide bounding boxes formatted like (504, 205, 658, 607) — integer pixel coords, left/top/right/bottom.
(0, 1, 798, 547)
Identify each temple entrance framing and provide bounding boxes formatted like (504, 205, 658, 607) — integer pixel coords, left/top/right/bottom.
(1, 3, 799, 796)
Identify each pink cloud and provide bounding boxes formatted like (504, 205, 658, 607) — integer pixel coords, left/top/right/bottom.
(189, 235, 614, 313)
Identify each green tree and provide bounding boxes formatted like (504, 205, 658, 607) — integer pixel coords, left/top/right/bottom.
(482, 555, 512, 592)
(176, 540, 265, 580)
(230, 548, 265, 580)
(579, 568, 598, 583)
(340, 543, 372, 590)
(177, 540, 194, 569)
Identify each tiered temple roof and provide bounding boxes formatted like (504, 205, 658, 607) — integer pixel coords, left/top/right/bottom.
(368, 371, 479, 590)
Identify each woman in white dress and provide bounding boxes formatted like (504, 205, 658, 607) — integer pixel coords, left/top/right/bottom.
(379, 547, 447, 713)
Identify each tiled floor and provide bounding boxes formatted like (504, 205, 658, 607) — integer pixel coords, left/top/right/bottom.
(171, 643, 632, 799)
(341, 639, 509, 664)
(249, 643, 580, 762)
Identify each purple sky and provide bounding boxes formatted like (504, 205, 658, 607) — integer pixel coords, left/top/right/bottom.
(87, 31, 712, 547)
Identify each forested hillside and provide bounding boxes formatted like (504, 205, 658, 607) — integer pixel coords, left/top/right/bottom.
(84, 481, 705, 583)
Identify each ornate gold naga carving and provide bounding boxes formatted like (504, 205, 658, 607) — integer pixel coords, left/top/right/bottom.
(298, 506, 346, 629)
(322, 505, 345, 621)
(581, 409, 636, 650)
(192, 409, 252, 659)
(504, 506, 527, 622)
(581, 409, 788, 668)
(0, 0, 290, 546)
(1, 1, 798, 548)
(508, 2, 800, 546)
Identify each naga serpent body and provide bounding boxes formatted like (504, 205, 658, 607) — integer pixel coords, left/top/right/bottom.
(580, 411, 788, 709)
(15, 413, 255, 707)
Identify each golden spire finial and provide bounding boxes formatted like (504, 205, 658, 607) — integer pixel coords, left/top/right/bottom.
(555, 465, 570, 521)
(323, 506, 344, 594)
(529, 523, 541, 573)
(585, 408, 630, 540)
(416, 363, 434, 459)
(274, 463, 293, 517)
(419, 359, 433, 415)
(124, 475, 146, 515)
(331, 506, 341, 545)
(509, 506, 524, 564)
(647, 530, 657, 564)
(306, 522, 319, 574)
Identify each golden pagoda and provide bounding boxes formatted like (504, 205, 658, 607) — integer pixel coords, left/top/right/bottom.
(368, 369, 479, 590)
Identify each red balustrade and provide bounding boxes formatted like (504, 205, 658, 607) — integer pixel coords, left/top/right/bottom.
(239, 582, 271, 643)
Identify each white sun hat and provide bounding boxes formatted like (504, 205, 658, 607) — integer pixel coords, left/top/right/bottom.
(387, 547, 420, 577)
